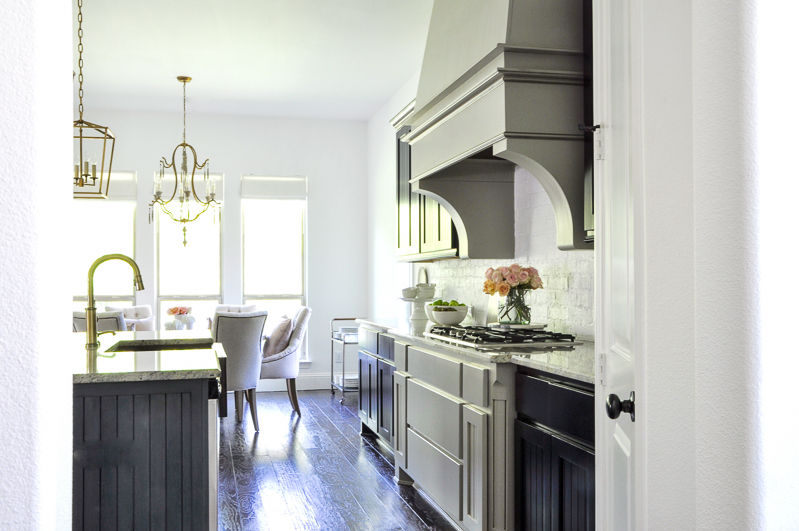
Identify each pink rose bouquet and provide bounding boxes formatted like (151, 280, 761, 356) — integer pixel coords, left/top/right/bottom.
(166, 306, 191, 316)
(483, 264, 543, 324)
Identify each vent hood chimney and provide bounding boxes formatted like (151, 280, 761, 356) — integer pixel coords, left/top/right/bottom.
(402, 0, 592, 257)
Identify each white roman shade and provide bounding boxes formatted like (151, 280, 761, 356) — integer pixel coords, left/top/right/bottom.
(241, 176, 307, 198)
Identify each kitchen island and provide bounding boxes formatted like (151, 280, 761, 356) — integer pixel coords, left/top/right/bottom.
(356, 319, 595, 531)
(73, 331, 224, 531)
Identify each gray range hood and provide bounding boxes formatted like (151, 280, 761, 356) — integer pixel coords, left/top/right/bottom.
(401, 0, 592, 257)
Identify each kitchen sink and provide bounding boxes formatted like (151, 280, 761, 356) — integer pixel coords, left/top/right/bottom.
(105, 337, 214, 352)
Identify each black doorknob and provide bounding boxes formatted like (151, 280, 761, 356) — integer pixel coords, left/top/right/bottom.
(606, 391, 635, 422)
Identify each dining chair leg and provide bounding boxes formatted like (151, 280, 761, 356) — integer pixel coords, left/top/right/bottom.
(286, 378, 301, 416)
(245, 388, 259, 431)
(234, 390, 244, 422)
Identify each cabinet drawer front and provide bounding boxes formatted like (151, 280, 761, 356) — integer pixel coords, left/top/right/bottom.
(394, 341, 409, 372)
(407, 379, 462, 457)
(378, 334, 394, 361)
(358, 327, 378, 355)
(407, 428, 463, 521)
(462, 363, 489, 407)
(407, 346, 462, 397)
(548, 382, 594, 445)
(516, 373, 550, 423)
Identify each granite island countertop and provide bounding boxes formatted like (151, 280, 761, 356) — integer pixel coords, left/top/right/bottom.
(73, 330, 223, 384)
(357, 318, 595, 384)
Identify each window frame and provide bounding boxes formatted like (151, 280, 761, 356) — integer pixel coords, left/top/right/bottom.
(72, 172, 138, 308)
(155, 185, 223, 330)
(241, 191, 308, 359)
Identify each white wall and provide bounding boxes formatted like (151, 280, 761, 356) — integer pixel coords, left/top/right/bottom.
(0, 0, 72, 528)
(418, 166, 595, 338)
(89, 108, 370, 389)
(365, 74, 419, 322)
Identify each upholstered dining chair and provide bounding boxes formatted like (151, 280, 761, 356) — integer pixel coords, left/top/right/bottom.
(207, 304, 257, 329)
(105, 305, 155, 331)
(72, 311, 126, 333)
(211, 310, 269, 431)
(260, 306, 311, 416)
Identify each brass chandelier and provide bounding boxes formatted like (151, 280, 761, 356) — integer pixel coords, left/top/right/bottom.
(149, 76, 219, 246)
(73, 0, 115, 198)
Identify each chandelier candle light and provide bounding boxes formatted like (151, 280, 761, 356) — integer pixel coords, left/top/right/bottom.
(73, 0, 115, 198)
(483, 264, 543, 325)
(149, 76, 219, 246)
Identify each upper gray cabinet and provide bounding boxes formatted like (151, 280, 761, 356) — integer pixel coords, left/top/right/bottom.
(395, 124, 458, 262)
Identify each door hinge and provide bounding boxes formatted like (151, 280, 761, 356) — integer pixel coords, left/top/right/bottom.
(598, 352, 606, 386)
(593, 124, 604, 161)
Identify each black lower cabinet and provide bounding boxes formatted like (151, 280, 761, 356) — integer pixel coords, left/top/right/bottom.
(357, 346, 394, 448)
(515, 369, 595, 531)
(358, 350, 378, 432)
(377, 359, 395, 444)
(73, 378, 215, 531)
(515, 421, 595, 531)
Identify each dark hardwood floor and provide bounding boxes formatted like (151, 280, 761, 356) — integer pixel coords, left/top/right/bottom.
(218, 390, 458, 531)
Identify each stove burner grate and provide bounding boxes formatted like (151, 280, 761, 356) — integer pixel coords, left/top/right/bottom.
(428, 325, 576, 345)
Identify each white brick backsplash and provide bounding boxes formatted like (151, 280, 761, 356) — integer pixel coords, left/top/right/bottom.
(417, 166, 595, 340)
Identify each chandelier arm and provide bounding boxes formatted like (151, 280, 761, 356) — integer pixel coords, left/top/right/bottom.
(158, 203, 184, 224)
(161, 153, 180, 204)
(158, 201, 211, 224)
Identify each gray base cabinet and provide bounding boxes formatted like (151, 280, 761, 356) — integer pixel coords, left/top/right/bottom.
(393, 340, 512, 531)
(73, 378, 217, 531)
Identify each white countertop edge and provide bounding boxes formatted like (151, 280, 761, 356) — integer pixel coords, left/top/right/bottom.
(74, 368, 221, 384)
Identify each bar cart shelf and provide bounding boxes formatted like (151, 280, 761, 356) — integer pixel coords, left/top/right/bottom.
(330, 317, 360, 403)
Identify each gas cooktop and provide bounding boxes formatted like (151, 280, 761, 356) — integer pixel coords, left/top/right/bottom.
(425, 325, 580, 351)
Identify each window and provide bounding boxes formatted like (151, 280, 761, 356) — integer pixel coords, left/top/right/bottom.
(157, 201, 221, 330)
(242, 197, 306, 336)
(71, 182, 136, 313)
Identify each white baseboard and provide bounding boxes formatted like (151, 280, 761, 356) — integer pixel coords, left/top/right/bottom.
(255, 372, 332, 393)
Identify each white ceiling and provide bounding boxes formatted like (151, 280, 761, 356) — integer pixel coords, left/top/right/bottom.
(73, 0, 433, 121)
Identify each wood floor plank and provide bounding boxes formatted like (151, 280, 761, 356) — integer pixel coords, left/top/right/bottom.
(218, 390, 458, 531)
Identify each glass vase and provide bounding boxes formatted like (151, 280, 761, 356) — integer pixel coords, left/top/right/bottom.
(497, 287, 532, 325)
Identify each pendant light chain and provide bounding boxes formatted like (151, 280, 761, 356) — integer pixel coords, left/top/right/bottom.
(182, 79, 187, 144)
(77, 0, 84, 120)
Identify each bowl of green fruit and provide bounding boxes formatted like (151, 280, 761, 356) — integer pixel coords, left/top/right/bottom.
(426, 299, 468, 326)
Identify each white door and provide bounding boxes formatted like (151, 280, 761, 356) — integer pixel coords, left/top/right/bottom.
(594, 0, 641, 529)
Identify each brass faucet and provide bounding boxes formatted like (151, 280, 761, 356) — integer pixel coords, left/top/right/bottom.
(85, 254, 145, 353)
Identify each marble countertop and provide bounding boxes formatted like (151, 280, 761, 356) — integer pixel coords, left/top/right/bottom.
(357, 318, 595, 384)
(73, 330, 223, 384)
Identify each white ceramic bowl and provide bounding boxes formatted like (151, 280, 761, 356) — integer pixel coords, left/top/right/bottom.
(401, 287, 418, 298)
(430, 306, 468, 326)
(424, 303, 438, 323)
(417, 286, 436, 299)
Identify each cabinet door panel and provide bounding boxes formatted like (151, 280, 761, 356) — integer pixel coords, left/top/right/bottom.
(550, 435, 595, 531)
(397, 126, 420, 256)
(378, 359, 395, 442)
(368, 355, 378, 432)
(394, 372, 409, 470)
(515, 420, 551, 531)
(461, 406, 488, 531)
(358, 351, 369, 423)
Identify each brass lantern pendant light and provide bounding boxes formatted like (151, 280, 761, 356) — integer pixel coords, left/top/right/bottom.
(73, 0, 115, 198)
(149, 76, 219, 246)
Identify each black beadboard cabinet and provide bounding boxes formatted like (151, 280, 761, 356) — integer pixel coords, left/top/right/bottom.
(515, 368, 595, 531)
(358, 324, 395, 449)
(73, 378, 216, 531)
